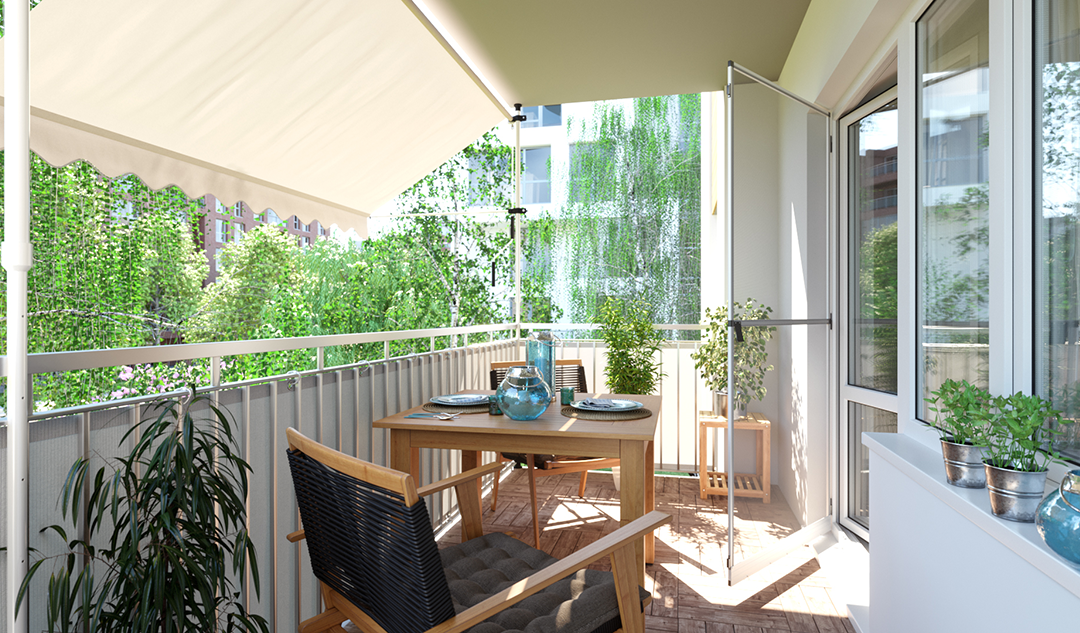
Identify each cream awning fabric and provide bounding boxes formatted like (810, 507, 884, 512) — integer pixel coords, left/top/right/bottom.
(0, 0, 509, 236)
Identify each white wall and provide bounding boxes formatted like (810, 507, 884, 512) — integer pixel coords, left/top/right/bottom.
(868, 436, 1080, 633)
(777, 96, 832, 527)
(727, 83, 783, 480)
(781, 0, 918, 110)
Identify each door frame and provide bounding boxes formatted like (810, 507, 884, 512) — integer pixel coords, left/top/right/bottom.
(837, 87, 900, 541)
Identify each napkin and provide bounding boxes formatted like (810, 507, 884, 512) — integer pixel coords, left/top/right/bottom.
(583, 398, 619, 408)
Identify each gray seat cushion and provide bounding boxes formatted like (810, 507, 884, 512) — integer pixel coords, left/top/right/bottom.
(440, 532, 646, 633)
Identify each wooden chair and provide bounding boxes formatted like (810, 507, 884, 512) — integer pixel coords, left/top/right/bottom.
(285, 427, 669, 633)
(489, 359, 621, 546)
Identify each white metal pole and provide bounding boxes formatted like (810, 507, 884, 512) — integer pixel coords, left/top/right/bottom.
(724, 62, 736, 586)
(514, 106, 523, 337)
(4, 1, 33, 631)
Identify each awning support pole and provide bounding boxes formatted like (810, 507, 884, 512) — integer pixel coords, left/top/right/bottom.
(513, 104, 523, 339)
(5, 1, 33, 632)
(725, 61, 737, 586)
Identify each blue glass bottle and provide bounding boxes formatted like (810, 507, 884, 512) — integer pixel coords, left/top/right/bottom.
(496, 366, 553, 421)
(526, 331, 557, 395)
(1036, 469, 1080, 566)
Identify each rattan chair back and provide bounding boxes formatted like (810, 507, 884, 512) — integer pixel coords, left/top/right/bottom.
(286, 428, 455, 633)
(490, 359, 587, 392)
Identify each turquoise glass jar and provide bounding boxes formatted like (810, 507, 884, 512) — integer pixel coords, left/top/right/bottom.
(496, 366, 553, 421)
(1035, 469, 1080, 566)
(526, 331, 558, 393)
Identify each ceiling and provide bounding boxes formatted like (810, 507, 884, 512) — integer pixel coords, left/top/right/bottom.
(421, 0, 813, 107)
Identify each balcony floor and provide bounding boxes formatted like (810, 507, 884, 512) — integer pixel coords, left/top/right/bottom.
(437, 469, 856, 633)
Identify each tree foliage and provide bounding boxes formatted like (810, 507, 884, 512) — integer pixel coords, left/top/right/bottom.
(0, 155, 208, 407)
(560, 95, 701, 328)
(0, 126, 549, 408)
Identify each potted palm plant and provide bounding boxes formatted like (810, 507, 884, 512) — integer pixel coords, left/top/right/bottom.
(925, 378, 992, 488)
(18, 391, 268, 633)
(691, 299, 775, 419)
(982, 391, 1072, 523)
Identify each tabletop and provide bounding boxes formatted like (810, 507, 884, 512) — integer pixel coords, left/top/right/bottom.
(373, 390, 660, 441)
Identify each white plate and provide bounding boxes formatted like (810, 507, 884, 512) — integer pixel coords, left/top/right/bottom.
(430, 394, 489, 406)
(570, 399, 643, 412)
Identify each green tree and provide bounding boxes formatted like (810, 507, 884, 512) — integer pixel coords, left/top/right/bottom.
(0, 155, 207, 407)
(560, 95, 701, 328)
(857, 222, 898, 392)
(392, 131, 515, 329)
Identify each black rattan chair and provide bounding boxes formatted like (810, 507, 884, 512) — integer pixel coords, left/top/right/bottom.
(489, 360, 621, 547)
(285, 427, 668, 633)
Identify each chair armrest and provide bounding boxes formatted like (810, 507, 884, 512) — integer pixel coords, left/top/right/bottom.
(416, 461, 504, 498)
(428, 511, 671, 633)
(286, 529, 305, 543)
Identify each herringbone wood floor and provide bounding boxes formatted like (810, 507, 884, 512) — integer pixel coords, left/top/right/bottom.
(436, 469, 856, 633)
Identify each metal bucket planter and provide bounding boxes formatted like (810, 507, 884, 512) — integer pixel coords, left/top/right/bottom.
(984, 462, 1048, 523)
(940, 439, 987, 488)
(713, 390, 747, 420)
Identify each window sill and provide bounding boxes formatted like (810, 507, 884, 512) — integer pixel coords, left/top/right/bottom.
(863, 432, 1080, 600)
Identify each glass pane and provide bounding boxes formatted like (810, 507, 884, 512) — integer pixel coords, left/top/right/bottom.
(1036, 0, 1080, 461)
(522, 146, 551, 204)
(849, 99, 898, 393)
(521, 105, 540, 128)
(543, 105, 562, 126)
(848, 403, 898, 529)
(916, 0, 990, 420)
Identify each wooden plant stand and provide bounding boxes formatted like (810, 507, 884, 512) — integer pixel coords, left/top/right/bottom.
(698, 411, 771, 503)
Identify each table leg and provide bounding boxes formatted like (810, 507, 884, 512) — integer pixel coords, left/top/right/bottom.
(619, 439, 646, 587)
(645, 440, 655, 564)
(390, 429, 413, 480)
(462, 450, 482, 510)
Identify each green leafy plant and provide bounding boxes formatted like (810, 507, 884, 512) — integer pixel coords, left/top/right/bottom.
(984, 391, 1072, 472)
(597, 298, 665, 394)
(925, 378, 991, 445)
(691, 299, 776, 409)
(17, 392, 268, 633)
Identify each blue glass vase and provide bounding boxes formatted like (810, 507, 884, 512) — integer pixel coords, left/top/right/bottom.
(526, 331, 558, 394)
(496, 366, 553, 421)
(1036, 469, 1080, 566)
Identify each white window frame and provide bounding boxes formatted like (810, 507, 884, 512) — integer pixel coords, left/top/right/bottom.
(897, 0, 1077, 481)
(838, 87, 901, 541)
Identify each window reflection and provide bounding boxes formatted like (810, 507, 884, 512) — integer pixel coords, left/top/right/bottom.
(522, 146, 552, 204)
(850, 100, 898, 393)
(916, 0, 991, 420)
(1036, 0, 1080, 459)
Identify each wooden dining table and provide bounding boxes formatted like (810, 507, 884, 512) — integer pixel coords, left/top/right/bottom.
(373, 390, 660, 585)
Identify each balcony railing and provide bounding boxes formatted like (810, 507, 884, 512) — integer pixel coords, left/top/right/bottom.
(0, 322, 708, 633)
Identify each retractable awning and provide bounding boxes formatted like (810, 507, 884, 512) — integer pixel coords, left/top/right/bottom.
(0, 0, 512, 235)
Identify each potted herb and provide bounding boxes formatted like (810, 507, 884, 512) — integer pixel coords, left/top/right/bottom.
(597, 297, 665, 394)
(18, 391, 268, 633)
(691, 299, 775, 419)
(982, 391, 1072, 523)
(925, 378, 992, 488)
